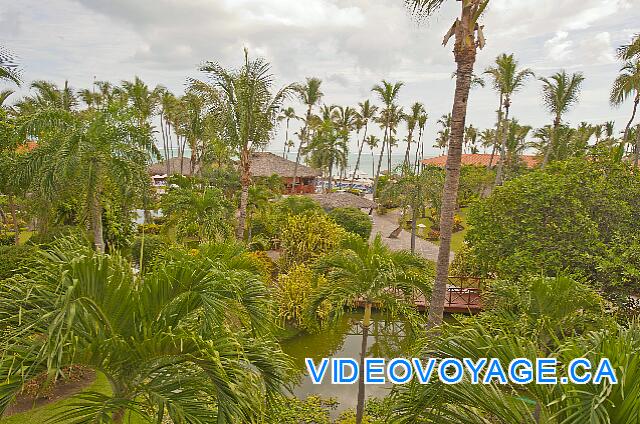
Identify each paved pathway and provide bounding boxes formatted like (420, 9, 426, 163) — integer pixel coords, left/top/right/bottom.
(369, 209, 454, 262)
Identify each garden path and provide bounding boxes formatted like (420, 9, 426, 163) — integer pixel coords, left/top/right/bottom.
(369, 208, 454, 263)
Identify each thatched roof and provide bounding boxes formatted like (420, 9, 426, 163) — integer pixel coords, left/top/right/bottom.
(307, 192, 377, 210)
(250, 152, 322, 178)
(148, 158, 199, 176)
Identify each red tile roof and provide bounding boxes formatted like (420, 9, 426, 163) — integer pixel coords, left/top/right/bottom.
(421, 153, 539, 169)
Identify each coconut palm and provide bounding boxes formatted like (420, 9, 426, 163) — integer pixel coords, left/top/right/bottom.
(0, 47, 20, 86)
(610, 59, 640, 153)
(406, 0, 489, 330)
(279, 106, 298, 158)
(371, 80, 403, 198)
(19, 101, 156, 252)
(618, 33, 640, 61)
(434, 114, 452, 153)
(192, 50, 293, 240)
(292, 78, 324, 191)
(539, 70, 585, 167)
(304, 118, 348, 191)
(403, 102, 425, 171)
(484, 53, 534, 185)
(351, 100, 379, 182)
(365, 135, 380, 178)
(0, 238, 290, 423)
(413, 112, 429, 172)
(309, 234, 431, 424)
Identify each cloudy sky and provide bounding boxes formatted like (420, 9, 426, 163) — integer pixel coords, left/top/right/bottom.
(1, 0, 638, 158)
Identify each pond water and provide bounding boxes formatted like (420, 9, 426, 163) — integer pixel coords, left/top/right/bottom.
(280, 312, 415, 413)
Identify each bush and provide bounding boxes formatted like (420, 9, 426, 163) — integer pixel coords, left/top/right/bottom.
(131, 235, 167, 272)
(0, 245, 39, 280)
(276, 195, 323, 216)
(280, 212, 347, 267)
(464, 158, 640, 294)
(137, 223, 161, 235)
(0, 232, 15, 246)
(329, 208, 372, 239)
(273, 264, 329, 330)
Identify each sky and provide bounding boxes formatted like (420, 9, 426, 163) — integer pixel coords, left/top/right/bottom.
(1, 0, 639, 159)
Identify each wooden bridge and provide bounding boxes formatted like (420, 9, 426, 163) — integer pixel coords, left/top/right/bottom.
(355, 276, 485, 315)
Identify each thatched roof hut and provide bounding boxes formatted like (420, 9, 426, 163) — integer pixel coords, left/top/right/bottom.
(148, 158, 199, 176)
(307, 192, 377, 210)
(250, 152, 322, 178)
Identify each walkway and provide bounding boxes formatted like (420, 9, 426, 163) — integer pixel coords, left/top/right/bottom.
(369, 208, 454, 263)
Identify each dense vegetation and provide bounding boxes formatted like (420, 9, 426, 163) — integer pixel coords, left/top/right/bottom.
(1, 4, 640, 423)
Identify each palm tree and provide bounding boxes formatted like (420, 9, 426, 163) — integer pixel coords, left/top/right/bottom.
(365, 135, 380, 178)
(406, 0, 488, 330)
(434, 114, 452, 152)
(192, 50, 293, 240)
(371, 80, 403, 198)
(157, 88, 178, 175)
(351, 100, 379, 181)
(309, 234, 431, 424)
(539, 70, 585, 167)
(0, 239, 290, 423)
(293, 78, 324, 191)
(484, 53, 534, 185)
(413, 112, 428, 172)
(618, 33, 640, 61)
(610, 59, 640, 154)
(403, 102, 425, 171)
(279, 106, 298, 158)
(304, 118, 348, 191)
(0, 47, 20, 86)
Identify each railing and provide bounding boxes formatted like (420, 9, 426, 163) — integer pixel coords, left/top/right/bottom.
(445, 276, 484, 309)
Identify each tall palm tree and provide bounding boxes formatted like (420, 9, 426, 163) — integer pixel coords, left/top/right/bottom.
(351, 100, 379, 181)
(365, 135, 380, 178)
(406, 0, 488, 330)
(119, 76, 159, 127)
(371, 80, 403, 198)
(279, 106, 298, 158)
(192, 50, 293, 240)
(20, 103, 157, 252)
(0, 47, 21, 86)
(618, 33, 640, 61)
(485, 53, 534, 185)
(0, 239, 290, 423)
(309, 234, 431, 424)
(292, 78, 324, 191)
(610, 59, 640, 152)
(413, 112, 428, 172)
(403, 102, 425, 171)
(539, 71, 585, 167)
(434, 113, 452, 152)
(304, 118, 348, 191)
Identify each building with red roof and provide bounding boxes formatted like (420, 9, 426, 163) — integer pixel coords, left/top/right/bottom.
(421, 153, 539, 169)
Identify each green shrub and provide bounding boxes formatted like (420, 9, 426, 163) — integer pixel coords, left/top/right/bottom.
(0, 233, 15, 246)
(280, 212, 347, 267)
(276, 195, 323, 216)
(328, 207, 372, 239)
(0, 245, 39, 280)
(131, 235, 167, 272)
(274, 264, 329, 330)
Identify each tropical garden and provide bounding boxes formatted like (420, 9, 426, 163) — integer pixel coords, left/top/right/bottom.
(1, 1, 640, 423)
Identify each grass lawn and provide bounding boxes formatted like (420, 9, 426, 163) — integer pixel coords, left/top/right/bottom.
(1, 373, 145, 424)
(417, 207, 469, 254)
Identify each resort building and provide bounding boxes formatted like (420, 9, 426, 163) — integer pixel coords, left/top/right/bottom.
(250, 152, 321, 194)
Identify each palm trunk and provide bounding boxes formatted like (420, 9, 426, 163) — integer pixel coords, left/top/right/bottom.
(371, 150, 375, 179)
(410, 204, 418, 253)
(494, 99, 510, 186)
(328, 161, 333, 192)
(541, 115, 561, 168)
(623, 93, 639, 146)
(90, 192, 105, 253)
(236, 150, 251, 239)
(427, 7, 477, 330)
(414, 127, 424, 173)
(404, 129, 414, 175)
(351, 122, 368, 183)
(283, 118, 290, 158)
(8, 194, 19, 245)
(372, 126, 388, 199)
(293, 105, 313, 191)
(355, 302, 372, 424)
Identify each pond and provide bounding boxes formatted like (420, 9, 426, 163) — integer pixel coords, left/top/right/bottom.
(280, 312, 415, 413)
